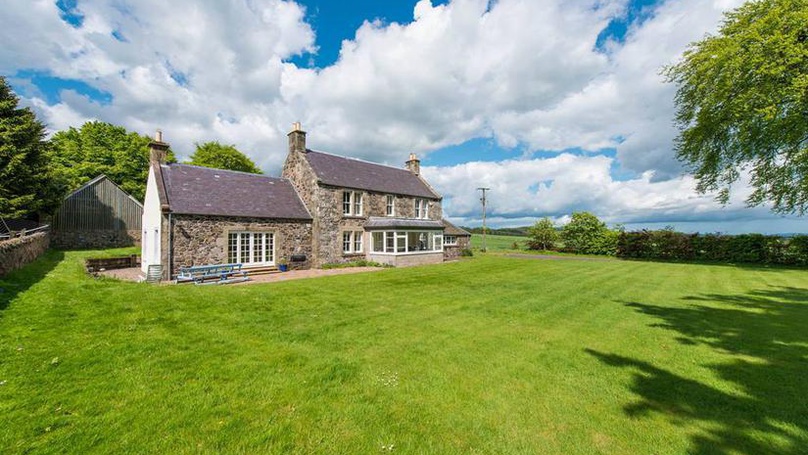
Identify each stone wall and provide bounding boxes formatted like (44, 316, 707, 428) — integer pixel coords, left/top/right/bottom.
(367, 251, 444, 267)
(0, 231, 50, 276)
(52, 229, 141, 250)
(169, 215, 312, 278)
(443, 236, 471, 260)
(314, 185, 444, 266)
(281, 147, 443, 267)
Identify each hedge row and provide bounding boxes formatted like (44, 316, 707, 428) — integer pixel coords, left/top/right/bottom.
(616, 231, 808, 266)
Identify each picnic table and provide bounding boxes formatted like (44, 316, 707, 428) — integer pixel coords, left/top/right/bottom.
(176, 263, 249, 285)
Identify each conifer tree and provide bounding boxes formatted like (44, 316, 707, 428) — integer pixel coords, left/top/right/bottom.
(0, 77, 53, 219)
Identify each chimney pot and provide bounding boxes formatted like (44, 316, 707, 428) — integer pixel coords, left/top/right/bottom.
(155, 129, 163, 142)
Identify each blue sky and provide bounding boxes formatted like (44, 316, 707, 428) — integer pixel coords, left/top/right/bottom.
(2, 0, 805, 233)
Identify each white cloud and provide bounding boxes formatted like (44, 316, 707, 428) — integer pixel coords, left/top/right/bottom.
(1, 0, 794, 232)
(425, 156, 786, 233)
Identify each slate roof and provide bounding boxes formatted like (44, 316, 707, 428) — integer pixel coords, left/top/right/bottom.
(160, 164, 311, 219)
(364, 217, 445, 230)
(443, 219, 471, 236)
(305, 150, 440, 199)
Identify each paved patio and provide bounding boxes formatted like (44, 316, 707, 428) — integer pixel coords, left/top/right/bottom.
(98, 266, 384, 284)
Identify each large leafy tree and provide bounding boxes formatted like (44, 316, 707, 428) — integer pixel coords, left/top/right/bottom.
(50, 121, 174, 202)
(561, 212, 617, 255)
(665, 0, 808, 214)
(186, 141, 262, 174)
(0, 77, 55, 219)
(527, 217, 559, 250)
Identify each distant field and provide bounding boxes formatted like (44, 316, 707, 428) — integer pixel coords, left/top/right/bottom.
(469, 233, 527, 251)
(1, 250, 807, 454)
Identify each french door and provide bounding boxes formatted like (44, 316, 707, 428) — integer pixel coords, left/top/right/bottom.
(228, 232, 274, 265)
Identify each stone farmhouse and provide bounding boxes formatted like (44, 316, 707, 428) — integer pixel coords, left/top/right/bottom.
(141, 124, 470, 280)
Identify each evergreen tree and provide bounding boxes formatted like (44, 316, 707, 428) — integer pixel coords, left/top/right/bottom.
(0, 77, 54, 219)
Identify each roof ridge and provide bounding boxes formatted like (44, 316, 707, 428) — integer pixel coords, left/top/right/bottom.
(306, 149, 411, 173)
(170, 162, 274, 178)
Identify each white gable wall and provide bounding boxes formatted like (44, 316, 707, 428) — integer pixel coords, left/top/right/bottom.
(141, 167, 163, 274)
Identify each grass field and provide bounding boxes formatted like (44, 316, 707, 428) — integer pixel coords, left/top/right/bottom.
(2, 250, 808, 454)
(469, 233, 527, 251)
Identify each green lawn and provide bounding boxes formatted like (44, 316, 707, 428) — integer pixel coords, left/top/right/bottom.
(2, 251, 807, 454)
(469, 233, 527, 251)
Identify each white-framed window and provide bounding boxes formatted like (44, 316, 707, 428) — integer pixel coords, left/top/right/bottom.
(354, 231, 363, 252)
(343, 192, 351, 215)
(369, 230, 443, 254)
(343, 231, 352, 253)
(414, 199, 428, 219)
(228, 232, 274, 265)
(343, 231, 363, 254)
(343, 191, 363, 216)
(445, 235, 458, 246)
(386, 195, 395, 216)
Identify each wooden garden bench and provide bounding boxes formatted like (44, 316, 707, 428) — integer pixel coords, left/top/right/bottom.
(176, 263, 249, 285)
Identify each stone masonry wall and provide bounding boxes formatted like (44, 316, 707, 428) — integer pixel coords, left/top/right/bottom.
(169, 215, 312, 278)
(282, 149, 321, 262)
(52, 229, 141, 250)
(0, 231, 50, 276)
(443, 236, 471, 260)
(281, 146, 444, 267)
(367, 251, 444, 267)
(315, 185, 444, 266)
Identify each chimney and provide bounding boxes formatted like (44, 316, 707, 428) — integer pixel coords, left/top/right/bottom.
(149, 129, 170, 164)
(287, 122, 307, 155)
(405, 153, 420, 175)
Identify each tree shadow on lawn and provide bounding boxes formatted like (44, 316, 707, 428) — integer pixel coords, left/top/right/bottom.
(587, 287, 808, 455)
(0, 249, 64, 315)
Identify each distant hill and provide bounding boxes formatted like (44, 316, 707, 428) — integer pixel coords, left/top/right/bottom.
(461, 226, 531, 237)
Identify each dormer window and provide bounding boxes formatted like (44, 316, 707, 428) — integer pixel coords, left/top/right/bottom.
(386, 195, 395, 216)
(343, 191, 363, 216)
(414, 199, 428, 219)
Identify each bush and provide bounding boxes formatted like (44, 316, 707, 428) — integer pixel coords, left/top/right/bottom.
(617, 230, 808, 266)
(561, 212, 617, 255)
(460, 248, 473, 257)
(527, 218, 559, 250)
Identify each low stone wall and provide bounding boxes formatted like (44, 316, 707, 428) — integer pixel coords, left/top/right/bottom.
(368, 251, 444, 267)
(52, 229, 141, 250)
(85, 255, 141, 273)
(0, 231, 50, 276)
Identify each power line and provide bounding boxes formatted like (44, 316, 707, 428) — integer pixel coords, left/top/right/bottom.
(477, 187, 490, 252)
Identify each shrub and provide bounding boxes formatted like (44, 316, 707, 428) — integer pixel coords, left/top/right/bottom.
(617, 230, 808, 266)
(460, 248, 473, 257)
(527, 218, 558, 250)
(561, 212, 616, 255)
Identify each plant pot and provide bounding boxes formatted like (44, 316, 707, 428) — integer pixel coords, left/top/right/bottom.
(278, 264, 288, 272)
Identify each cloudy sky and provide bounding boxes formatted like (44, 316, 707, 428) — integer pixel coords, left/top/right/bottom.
(2, 0, 804, 233)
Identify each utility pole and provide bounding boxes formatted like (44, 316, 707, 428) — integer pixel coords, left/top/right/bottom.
(477, 187, 490, 252)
